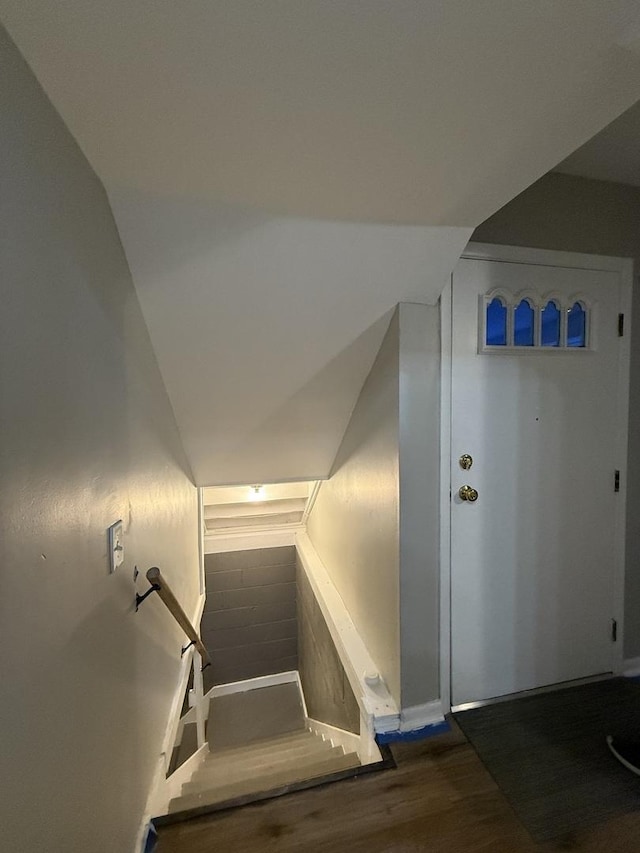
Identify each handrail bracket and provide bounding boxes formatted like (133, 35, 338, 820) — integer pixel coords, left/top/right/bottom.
(181, 639, 196, 657)
(135, 583, 160, 611)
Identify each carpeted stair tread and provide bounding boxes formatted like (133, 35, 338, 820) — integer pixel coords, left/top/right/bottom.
(190, 734, 333, 786)
(208, 682, 305, 751)
(207, 727, 316, 759)
(169, 749, 360, 813)
(185, 738, 338, 791)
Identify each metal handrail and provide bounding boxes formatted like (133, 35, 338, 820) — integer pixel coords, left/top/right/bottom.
(136, 566, 211, 669)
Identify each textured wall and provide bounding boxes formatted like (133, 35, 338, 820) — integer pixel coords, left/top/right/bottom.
(307, 311, 401, 705)
(0, 25, 200, 853)
(296, 554, 360, 734)
(202, 547, 298, 687)
(473, 172, 640, 659)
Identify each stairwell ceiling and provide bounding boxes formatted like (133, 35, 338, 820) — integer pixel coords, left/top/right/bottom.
(556, 99, 640, 188)
(2, 2, 640, 484)
(2, 1, 640, 225)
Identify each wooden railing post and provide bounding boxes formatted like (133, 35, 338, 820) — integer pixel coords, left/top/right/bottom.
(193, 651, 206, 749)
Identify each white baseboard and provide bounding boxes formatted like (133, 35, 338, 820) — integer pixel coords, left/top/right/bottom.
(623, 657, 640, 677)
(399, 700, 445, 732)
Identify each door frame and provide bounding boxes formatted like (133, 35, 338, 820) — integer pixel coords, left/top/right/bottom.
(439, 242, 633, 714)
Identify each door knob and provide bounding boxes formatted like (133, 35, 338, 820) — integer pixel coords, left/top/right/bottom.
(459, 484, 478, 502)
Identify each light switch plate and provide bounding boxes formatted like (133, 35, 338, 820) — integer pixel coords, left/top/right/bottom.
(108, 520, 124, 573)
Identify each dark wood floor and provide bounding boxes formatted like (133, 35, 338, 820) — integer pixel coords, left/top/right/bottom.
(157, 722, 640, 852)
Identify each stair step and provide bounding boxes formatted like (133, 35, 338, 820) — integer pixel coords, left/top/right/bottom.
(209, 728, 317, 761)
(184, 742, 341, 792)
(208, 683, 305, 752)
(194, 733, 330, 777)
(169, 751, 361, 814)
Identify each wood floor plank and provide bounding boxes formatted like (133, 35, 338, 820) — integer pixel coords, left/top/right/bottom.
(156, 723, 640, 852)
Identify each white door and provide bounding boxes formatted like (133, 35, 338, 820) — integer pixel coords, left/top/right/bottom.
(450, 253, 628, 707)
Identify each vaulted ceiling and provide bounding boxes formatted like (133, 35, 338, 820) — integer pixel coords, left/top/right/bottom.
(3, 2, 640, 484)
(556, 100, 640, 188)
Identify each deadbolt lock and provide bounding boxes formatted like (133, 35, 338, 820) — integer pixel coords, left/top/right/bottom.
(459, 484, 478, 502)
(459, 454, 473, 470)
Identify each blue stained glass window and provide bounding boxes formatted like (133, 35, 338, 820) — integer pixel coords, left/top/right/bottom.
(514, 299, 534, 346)
(541, 300, 560, 347)
(567, 302, 586, 347)
(486, 297, 507, 346)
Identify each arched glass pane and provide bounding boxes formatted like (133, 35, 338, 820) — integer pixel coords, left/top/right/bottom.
(486, 297, 507, 346)
(514, 299, 534, 346)
(567, 302, 586, 347)
(541, 300, 560, 347)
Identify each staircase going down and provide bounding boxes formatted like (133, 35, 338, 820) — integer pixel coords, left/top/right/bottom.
(157, 681, 361, 823)
(169, 728, 359, 815)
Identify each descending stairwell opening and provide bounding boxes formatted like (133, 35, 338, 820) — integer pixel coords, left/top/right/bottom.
(200, 479, 321, 690)
(151, 481, 394, 823)
(202, 545, 298, 690)
(157, 677, 384, 824)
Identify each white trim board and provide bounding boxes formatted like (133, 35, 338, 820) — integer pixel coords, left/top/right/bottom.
(301, 480, 322, 524)
(438, 279, 453, 717)
(295, 532, 399, 733)
(197, 488, 206, 595)
(612, 262, 632, 675)
(440, 243, 632, 713)
(400, 700, 445, 732)
(161, 592, 206, 773)
(148, 744, 208, 821)
(207, 669, 298, 697)
(204, 527, 300, 553)
(463, 242, 635, 273)
(623, 658, 640, 678)
(136, 590, 206, 851)
(306, 717, 382, 765)
(180, 670, 300, 727)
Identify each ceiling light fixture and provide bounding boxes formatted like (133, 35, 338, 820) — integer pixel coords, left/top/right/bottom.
(248, 485, 264, 501)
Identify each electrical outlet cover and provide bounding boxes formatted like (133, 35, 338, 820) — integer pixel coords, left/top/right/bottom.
(108, 520, 124, 573)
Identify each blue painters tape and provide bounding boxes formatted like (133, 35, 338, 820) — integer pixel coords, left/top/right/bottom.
(376, 719, 451, 744)
(143, 823, 158, 853)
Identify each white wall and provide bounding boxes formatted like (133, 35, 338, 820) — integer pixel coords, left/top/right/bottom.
(307, 303, 442, 710)
(3, 2, 640, 226)
(110, 188, 470, 486)
(398, 304, 441, 708)
(307, 310, 401, 705)
(0, 25, 200, 852)
(473, 172, 640, 659)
